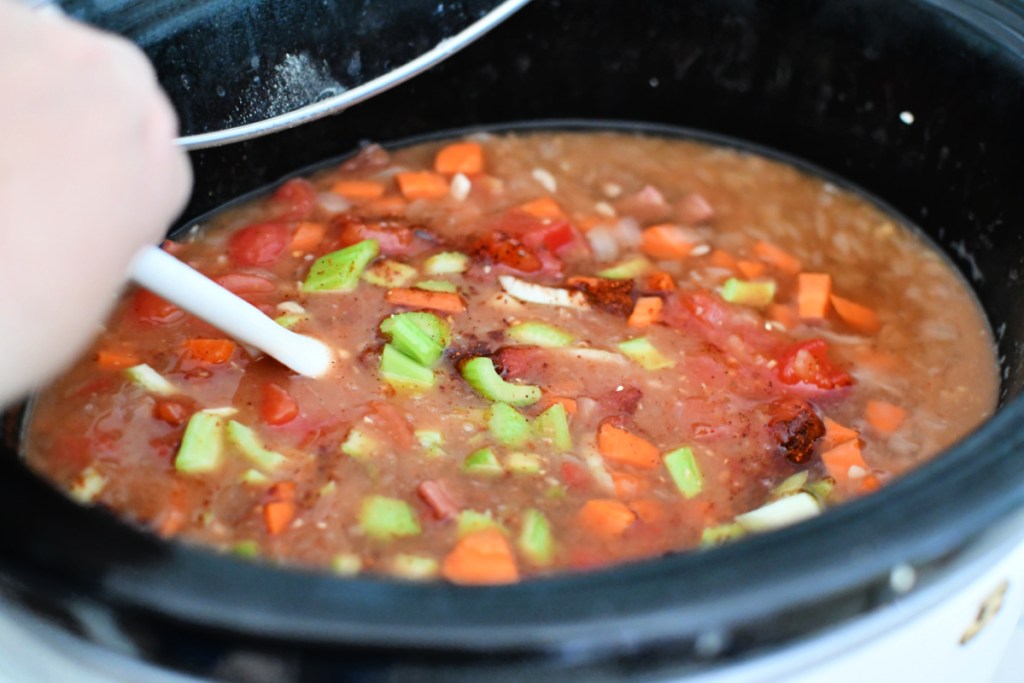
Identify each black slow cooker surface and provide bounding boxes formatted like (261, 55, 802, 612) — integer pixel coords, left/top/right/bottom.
(2, 1, 1024, 681)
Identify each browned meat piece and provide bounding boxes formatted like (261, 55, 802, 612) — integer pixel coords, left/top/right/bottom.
(417, 480, 460, 520)
(614, 184, 671, 223)
(566, 276, 634, 316)
(596, 385, 644, 416)
(765, 399, 826, 464)
(674, 192, 715, 225)
(490, 346, 549, 379)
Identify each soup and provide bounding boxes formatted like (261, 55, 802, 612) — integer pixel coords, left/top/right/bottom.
(24, 131, 998, 583)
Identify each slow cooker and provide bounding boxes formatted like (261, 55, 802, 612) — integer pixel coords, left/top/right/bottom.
(2, 0, 1024, 680)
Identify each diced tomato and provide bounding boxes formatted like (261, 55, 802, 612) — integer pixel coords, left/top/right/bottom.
(776, 339, 854, 391)
(270, 178, 317, 220)
(153, 400, 189, 426)
(228, 222, 290, 267)
(560, 460, 590, 490)
(214, 272, 277, 295)
(131, 289, 184, 325)
(521, 220, 578, 253)
(260, 383, 299, 425)
(333, 214, 427, 257)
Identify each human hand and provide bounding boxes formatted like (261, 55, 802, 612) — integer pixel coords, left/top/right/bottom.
(0, 0, 192, 405)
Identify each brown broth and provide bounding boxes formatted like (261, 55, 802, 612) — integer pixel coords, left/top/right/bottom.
(23, 131, 998, 582)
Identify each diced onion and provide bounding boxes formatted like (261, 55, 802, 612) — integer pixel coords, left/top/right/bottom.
(316, 191, 351, 214)
(735, 492, 821, 532)
(498, 276, 590, 309)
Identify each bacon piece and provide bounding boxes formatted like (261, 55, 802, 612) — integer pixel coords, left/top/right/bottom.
(490, 346, 549, 379)
(765, 399, 826, 464)
(565, 276, 634, 316)
(614, 184, 671, 223)
(417, 480, 460, 520)
(332, 214, 431, 257)
(596, 385, 643, 416)
(674, 192, 715, 225)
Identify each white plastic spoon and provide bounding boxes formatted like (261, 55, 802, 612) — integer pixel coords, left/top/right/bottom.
(129, 246, 334, 378)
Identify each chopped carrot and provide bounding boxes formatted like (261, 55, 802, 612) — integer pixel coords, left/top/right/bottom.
(95, 349, 140, 369)
(642, 271, 677, 293)
(766, 303, 800, 331)
(640, 224, 696, 260)
(753, 240, 802, 275)
(820, 439, 867, 486)
(611, 471, 650, 499)
(736, 259, 767, 279)
(360, 195, 408, 217)
(157, 485, 188, 537)
(707, 249, 738, 272)
(798, 273, 832, 319)
(830, 294, 881, 334)
(263, 500, 296, 536)
(575, 215, 610, 232)
(331, 179, 386, 201)
(821, 416, 859, 451)
(434, 141, 485, 175)
(386, 288, 466, 313)
(628, 498, 668, 526)
(441, 529, 520, 585)
(396, 171, 449, 200)
(518, 197, 566, 220)
(578, 499, 637, 537)
(290, 221, 326, 252)
(543, 395, 578, 415)
(865, 400, 908, 435)
(184, 339, 236, 364)
(268, 480, 297, 502)
(597, 422, 660, 469)
(628, 296, 663, 328)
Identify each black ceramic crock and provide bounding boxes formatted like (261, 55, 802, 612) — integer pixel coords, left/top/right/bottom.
(2, 1, 1024, 680)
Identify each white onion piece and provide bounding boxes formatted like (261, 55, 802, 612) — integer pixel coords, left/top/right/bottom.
(316, 191, 350, 214)
(498, 276, 590, 309)
(612, 216, 643, 247)
(586, 226, 620, 261)
(735, 492, 821, 532)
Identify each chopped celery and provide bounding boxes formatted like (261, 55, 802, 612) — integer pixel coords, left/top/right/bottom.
(701, 523, 746, 546)
(320, 480, 338, 498)
(414, 279, 458, 293)
(487, 403, 531, 447)
(226, 420, 288, 472)
(518, 508, 554, 566)
(506, 321, 575, 348)
(735, 492, 821, 533)
(380, 344, 435, 391)
(805, 477, 835, 503)
(241, 469, 270, 485)
(331, 553, 362, 576)
(175, 410, 226, 474)
(274, 313, 306, 329)
(597, 256, 650, 280)
(232, 540, 260, 558)
(415, 429, 443, 448)
(362, 259, 418, 288)
(771, 471, 810, 499)
(69, 466, 106, 504)
(618, 337, 675, 370)
(302, 239, 379, 292)
(533, 402, 572, 451)
(663, 446, 703, 499)
(124, 363, 176, 396)
(340, 427, 380, 460)
(390, 554, 439, 580)
(379, 312, 450, 366)
(460, 357, 541, 406)
(457, 509, 505, 537)
(359, 495, 421, 541)
(424, 251, 470, 275)
(462, 447, 504, 476)
(507, 452, 543, 475)
(721, 278, 776, 307)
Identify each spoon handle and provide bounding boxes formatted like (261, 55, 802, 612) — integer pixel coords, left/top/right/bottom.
(129, 246, 332, 378)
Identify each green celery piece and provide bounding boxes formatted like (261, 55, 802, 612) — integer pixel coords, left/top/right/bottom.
(663, 446, 703, 499)
(175, 410, 226, 474)
(340, 428, 380, 460)
(533, 402, 572, 451)
(487, 403, 531, 448)
(241, 469, 270, 485)
(226, 420, 288, 472)
(462, 447, 504, 476)
(415, 279, 458, 293)
(721, 278, 776, 307)
(804, 477, 835, 503)
(359, 495, 421, 541)
(274, 313, 305, 329)
(231, 540, 260, 558)
(380, 344, 435, 391)
(424, 251, 470, 275)
(618, 337, 675, 370)
(331, 553, 362, 576)
(302, 239, 379, 292)
(507, 452, 543, 475)
(124, 363, 176, 396)
(379, 312, 450, 366)
(597, 256, 650, 280)
(415, 429, 443, 448)
(390, 554, 439, 580)
(518, 508, 554, 566)
(362, 259, 418, 288)
(772, 471, 810, 499)
(506, 321, 575, 348)
(460, 357, 541, 406)
(700, 523, 746, 547)
(69, 466, 106, 504)
(457, 509, 505, 537)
